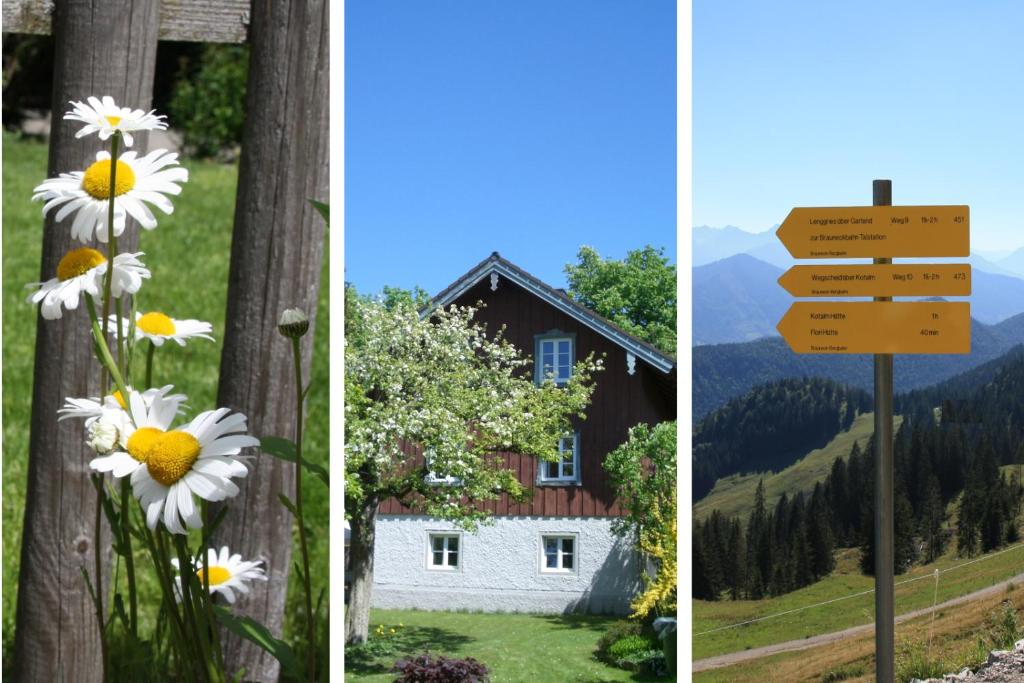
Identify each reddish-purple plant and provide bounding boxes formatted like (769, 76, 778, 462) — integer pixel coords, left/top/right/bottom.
(391, 653, 490, 682)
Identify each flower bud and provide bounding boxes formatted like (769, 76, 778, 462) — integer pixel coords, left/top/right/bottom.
(278, 307, 309, 339)
(87, 420, 120, 454)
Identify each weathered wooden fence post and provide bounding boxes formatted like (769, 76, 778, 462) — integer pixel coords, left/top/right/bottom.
(12, 1, 160, 680)
(211, 0, 329, 679)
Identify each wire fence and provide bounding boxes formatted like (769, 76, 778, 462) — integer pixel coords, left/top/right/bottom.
(694, 541, 1024, 637)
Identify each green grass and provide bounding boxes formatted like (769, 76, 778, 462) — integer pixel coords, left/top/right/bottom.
(345, 609, 663, 682)
(694, 412, 901, 523)
(2, 131, 329, 662)
(692, 536, 1024, 661)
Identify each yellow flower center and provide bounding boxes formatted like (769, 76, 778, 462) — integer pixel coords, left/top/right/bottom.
(146, 431, 201, 486)
(196, 566, 232, 586)
(127, 426, 163, 463)
(56, 247, 106, 281)
(105, 115, 122, 127)
(137, 312, 176, 336)
(81, 158, 136, 200)
(110, 390, 127, 409)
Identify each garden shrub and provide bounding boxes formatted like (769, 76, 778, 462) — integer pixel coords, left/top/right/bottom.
(168, 44, 249, 157)
(595, 618, 644, 661)
(607, 634, 658, 662)
(391, 653, 489, 682)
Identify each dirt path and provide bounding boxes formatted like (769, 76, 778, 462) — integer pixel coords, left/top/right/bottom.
(692, 573, 1024, 673)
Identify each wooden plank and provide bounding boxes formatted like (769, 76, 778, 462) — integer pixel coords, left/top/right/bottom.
(12, 2, 160, 680)
(3, 0, 252, 43)
(209, 0, 327, 679)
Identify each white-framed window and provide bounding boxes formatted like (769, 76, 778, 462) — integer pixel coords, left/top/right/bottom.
(426, 533, 461, 570)
(540, 534, 577, 574)
(536, 334, 574, 385)
(423, 450, 462, 486)
(538, 433, 580, 484)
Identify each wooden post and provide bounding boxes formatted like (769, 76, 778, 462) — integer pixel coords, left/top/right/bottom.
(873, 178, 895, 683)
(211, 0, 329, 680)
(12, 1, 160, 680)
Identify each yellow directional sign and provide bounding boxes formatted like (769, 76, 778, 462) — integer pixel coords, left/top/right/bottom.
(778, 264, 971, 298)
(776, 301, 970, 354)
(778, 206, 969, 258)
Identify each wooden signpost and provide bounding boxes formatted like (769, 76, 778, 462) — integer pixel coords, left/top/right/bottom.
(775, 181, 971, 683)
(777, 205, 969, 258)
(778, 263, 971, 298)
(776, 301, 970, 354)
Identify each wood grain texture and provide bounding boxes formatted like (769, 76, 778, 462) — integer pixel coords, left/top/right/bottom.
(12, 1, 159, 680)
(210, 0, 329, 679)
(3, 0, 250, 43)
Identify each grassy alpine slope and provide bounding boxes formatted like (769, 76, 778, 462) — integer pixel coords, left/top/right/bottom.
(694, 576, 1024, 683)
(1, 131, 329, 661)
(694, 412, 899, 523)
(693, 537, 1024, 662)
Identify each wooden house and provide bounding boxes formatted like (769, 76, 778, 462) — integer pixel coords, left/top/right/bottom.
(372, 252, 676, 614)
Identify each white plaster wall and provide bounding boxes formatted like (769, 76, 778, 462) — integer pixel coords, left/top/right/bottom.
(372, 515, 641, 615)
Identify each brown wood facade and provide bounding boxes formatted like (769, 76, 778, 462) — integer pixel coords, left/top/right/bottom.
(379, 268, 676, 518)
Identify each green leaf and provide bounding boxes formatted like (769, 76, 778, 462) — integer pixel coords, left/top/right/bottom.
(278, 493, 299, 517)
(262, 436, 297, 460)
(310, 199, 329, 224)
(113, 593, 130, 632)
(213, 605, 302, 679)
(262, 436, 329, 487)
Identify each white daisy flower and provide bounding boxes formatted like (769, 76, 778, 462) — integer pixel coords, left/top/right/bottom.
(131, 406, 257, 534)
(88, 389, 189, 479)
(33, 149, 188, 243)
(111, 311, 215, 347)
(171, 546, 267, 604)
(64, 95, 168, 148)
(26, 247, 149, 320)
(60, 384, 186, 427)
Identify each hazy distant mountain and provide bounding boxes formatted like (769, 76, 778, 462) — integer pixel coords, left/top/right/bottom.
(692, 312, 1024, 419)
(998, 247, 1024, 278)
(692, 225, 776, 266)
(692, 254, 789, 345)
(693, 253, 1024, 345)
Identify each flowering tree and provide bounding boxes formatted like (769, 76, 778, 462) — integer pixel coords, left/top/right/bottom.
(344, 289, 603, 644)
(603, 421, 677, 619)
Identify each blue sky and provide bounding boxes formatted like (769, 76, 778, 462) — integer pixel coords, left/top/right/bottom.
(346, 1, 676, 295)
(694, 1, 1024, 253)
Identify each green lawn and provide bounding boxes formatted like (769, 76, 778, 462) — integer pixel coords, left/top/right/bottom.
(693, 537, 1024, 660)
(2, 131, 329, 660)
(346, 609, 662, 682)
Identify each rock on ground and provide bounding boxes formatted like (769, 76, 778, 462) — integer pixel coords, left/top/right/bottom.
(911, 640, 1024, 683)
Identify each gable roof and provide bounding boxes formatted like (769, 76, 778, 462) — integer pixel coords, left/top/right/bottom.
(426, 252, 677, 374)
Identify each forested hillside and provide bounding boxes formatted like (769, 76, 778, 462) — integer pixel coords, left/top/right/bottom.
(693, 313, 1024, 419)
(694, 353, 1024, 601)
(693, 378, 871, 500)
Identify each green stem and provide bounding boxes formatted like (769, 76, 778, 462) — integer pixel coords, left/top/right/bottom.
(100, 133, 121, 394)
(201, 501, 226, 674)
(145, 340, 155, 389)
(120, 479, 138, 639)
(84, 297, 129, 407)
(173, 533, 216, 682)
(291, 336, 315, 681)
(150, 527, 200, 683)
(91, 474, 109, 681)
